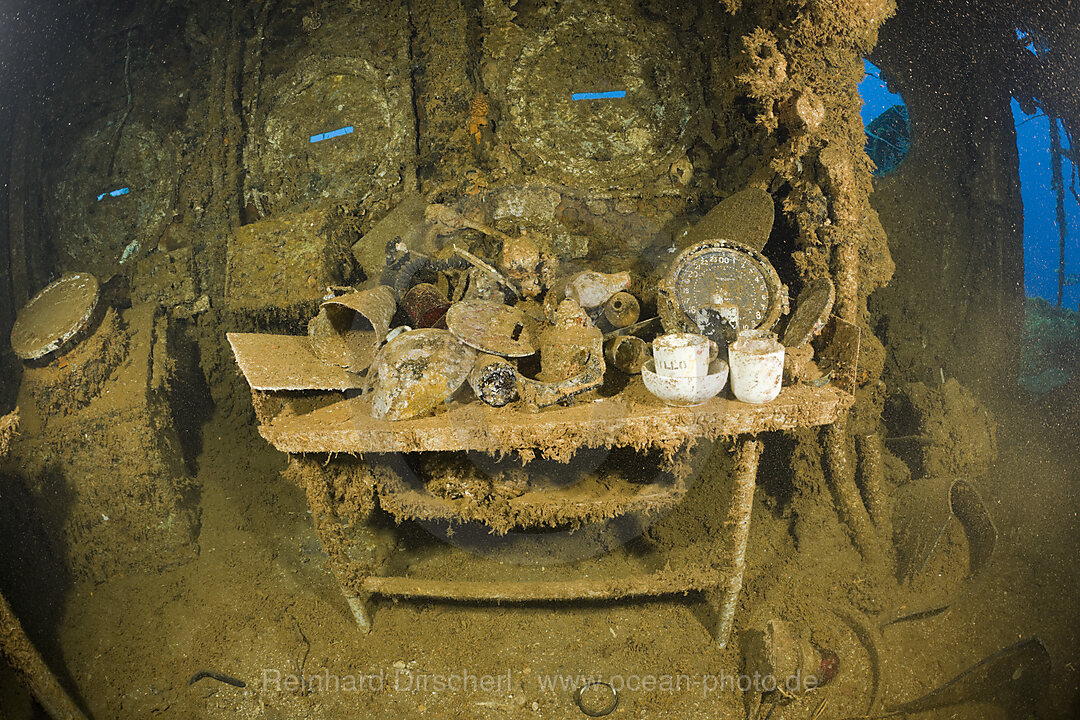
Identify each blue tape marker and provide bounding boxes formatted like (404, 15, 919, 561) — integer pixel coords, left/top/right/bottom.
(571, 90, 626, 101)
(310, 126, 354, 143)
(96, 187, 130, 202)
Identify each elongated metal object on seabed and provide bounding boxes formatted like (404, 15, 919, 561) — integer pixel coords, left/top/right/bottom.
(0, 592, 88, 720)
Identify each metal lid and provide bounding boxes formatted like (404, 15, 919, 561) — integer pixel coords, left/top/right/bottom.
(782, 276, 835, 348)
(446, 300, 539, 358)
(10, 273, 100, 360)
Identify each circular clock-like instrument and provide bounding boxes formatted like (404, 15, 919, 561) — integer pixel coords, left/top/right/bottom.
(659, 239, 786, 334)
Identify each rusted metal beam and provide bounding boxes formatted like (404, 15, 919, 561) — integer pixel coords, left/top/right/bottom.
(362, 566, 726, 602)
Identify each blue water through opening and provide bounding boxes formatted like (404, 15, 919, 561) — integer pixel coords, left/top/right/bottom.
(1013, 100, 1080, 305)
(1011, 25, 1080, 305)
(859, 60, 909, 176)
(859, 60, 904, 126)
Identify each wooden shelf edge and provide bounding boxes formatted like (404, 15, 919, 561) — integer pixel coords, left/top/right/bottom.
(260, 385, 853, 456)
(375, 482, 687, 531)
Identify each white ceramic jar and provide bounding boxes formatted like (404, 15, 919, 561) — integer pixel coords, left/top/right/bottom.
(652, 333, 716, 378)
(728, 331, 785, 403)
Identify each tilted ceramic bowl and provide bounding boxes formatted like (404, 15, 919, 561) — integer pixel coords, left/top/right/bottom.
(641, 359, 728, 407)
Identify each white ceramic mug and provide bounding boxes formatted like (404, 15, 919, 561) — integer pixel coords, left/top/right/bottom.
(652, 333, 717, 378)
(728, 331, 785, 403)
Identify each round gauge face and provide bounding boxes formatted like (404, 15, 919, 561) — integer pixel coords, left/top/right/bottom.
(671, 247, 773, 330)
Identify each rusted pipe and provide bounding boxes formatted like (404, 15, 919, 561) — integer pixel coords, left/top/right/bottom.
(833, 229, 859, 324)
(363, 565, 725, 602)
(0, 592, 88, 720)
(824, 422, 886, 566)
(856, 431, 890, 534)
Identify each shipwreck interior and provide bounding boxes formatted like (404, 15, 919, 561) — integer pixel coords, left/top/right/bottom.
(1, 0, 1079, 718)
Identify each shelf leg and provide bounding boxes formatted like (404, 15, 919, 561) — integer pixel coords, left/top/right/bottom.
(708, 437, 762, 649)
(856, 430, 892, 534)
(0, 590, 88, 720)
(299, 459, 378, 635)
(345, 593, 373, 633)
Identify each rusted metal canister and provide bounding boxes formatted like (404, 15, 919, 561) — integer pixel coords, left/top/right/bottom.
(604, 335, 650, 374)
(309, 285, 396, 372)
(603, 291, 640, 328)
(403, 283, 452, 328)
(468, 353, 518, 407)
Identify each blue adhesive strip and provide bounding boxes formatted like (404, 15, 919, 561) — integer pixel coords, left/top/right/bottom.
(96, 187, 130, 201)
(310, 126, 355, 143)
(571, 90, 626, 101)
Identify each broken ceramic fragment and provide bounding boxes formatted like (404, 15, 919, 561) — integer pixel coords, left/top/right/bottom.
(564, 270, 630, 309)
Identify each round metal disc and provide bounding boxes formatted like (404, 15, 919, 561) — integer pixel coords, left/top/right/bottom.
(10, 273, 100, 360)
(446, 300, 539, 358)
(782, 276, 835, 348)
(660, 239, 784, 333)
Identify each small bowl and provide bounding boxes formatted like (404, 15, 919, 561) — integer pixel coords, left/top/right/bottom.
(641, 359, 729, 407)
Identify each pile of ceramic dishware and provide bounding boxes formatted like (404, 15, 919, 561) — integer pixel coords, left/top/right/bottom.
(299, 222, 830, 420)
